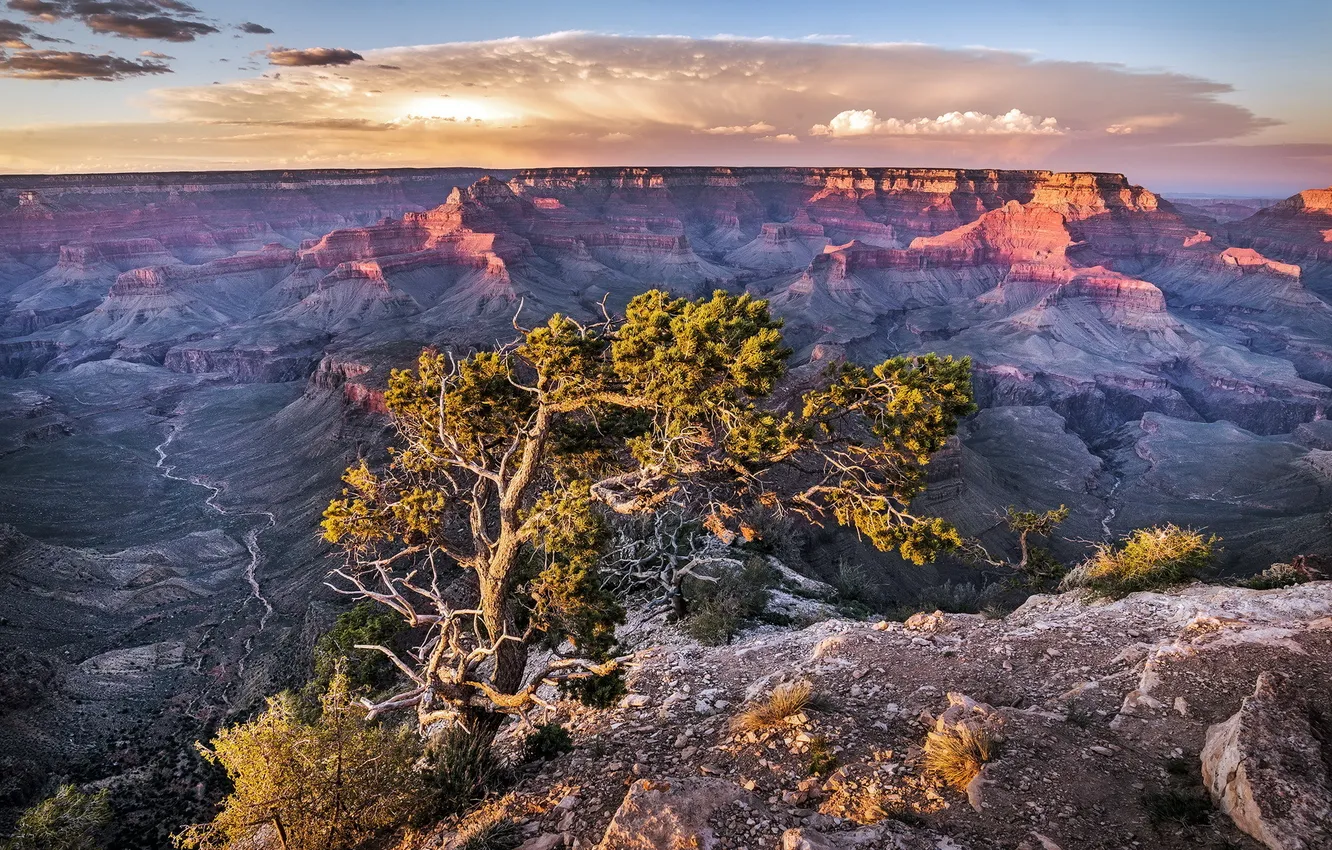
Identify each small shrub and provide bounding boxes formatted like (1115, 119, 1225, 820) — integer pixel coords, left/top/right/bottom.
(732, 680, 814, 734)
(875, 800, 926, 828)
(4, 784, 111, 850)
(1064, 699, 1094, 728)
(521, 723, 573, 763)
(1065, 525, 1217, 598)
(923, 724, 1001, 790)
(423, 727, 508, 820)
(457, 815, 522, 850)
(683, 556, 775, 645)
(834, 559, 872, 602)
(808, 736, 838, 776)
(1143, 788, 1212, 827)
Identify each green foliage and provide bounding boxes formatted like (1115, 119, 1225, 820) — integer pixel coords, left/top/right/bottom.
(310, 602, 406, 698)
(525, 481, 625, 660)
(521, 723, 574, 763)
(3, 784, 110, 850)
(423, 727, 509, 820)
(557, 668, 627, 708)
(683, 556, 775, 645)
(612, 289, 790, 417)
(1005, 504, 1069, 539)
(808, 736, 838, 776)
(802, 353, 976, 563)
(173, 673, 423, 850)
(1067, 525, 1218, 598)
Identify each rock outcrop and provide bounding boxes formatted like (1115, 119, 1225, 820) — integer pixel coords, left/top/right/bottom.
(1201, 672, 1332, 850)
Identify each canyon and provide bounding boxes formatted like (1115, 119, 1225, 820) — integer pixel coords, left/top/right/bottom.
(2, 166, 1332, 846)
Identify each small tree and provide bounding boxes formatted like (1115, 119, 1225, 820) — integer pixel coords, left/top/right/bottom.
(3, 784, 111, 850)
(174, 673, 422, 850)
(321, 290, 974, 735)
(965, 504, 1068, 588)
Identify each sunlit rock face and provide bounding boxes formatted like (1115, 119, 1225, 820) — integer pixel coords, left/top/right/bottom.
(3, 167, 1332, 844)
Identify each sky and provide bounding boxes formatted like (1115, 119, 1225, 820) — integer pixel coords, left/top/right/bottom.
(0, 0, 1329, 194)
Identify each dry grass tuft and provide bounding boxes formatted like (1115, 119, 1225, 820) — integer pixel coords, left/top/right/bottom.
(923, 723, 1001, 790)
(731, 680, 813, 733)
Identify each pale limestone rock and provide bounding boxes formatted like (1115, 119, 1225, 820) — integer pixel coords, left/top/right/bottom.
(1201, 672, 1332, 850)
(596, 778, 748, 850)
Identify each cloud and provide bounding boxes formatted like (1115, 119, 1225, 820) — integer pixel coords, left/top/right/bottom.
(0, 47, 171, 79)
(702, 122, 776, 135)
(0, 15, 68, 46)
(238, 21, 272, 35)
(139, 48, 170, 58)
(266, 46, 363, 67)
(6, 0, 218, 41)
(1, 33, 1322, 191)
(810, 108, 1063, 137)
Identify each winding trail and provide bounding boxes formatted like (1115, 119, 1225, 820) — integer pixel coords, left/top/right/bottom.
(154, 422, 275, 677)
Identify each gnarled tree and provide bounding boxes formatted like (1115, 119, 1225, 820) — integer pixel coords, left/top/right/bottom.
(321, 289, 974, 735)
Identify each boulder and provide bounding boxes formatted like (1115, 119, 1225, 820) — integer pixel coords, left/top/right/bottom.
(1201, 672, 1332, 850)
(596, 777, 750, 850)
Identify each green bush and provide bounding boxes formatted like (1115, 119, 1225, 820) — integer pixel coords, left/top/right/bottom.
(521, 723, 573, 763)
(558, 668, 627, 708)
(3, 784, 111, 850)
(683, 556, 776, 645)
(1064, 525, 1217, 598)
(808, 736, 838, 776)
(311, 602, 406, 697)
(424, 727, 509, 819)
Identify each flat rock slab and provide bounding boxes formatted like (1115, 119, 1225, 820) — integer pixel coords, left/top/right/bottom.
(596, 777, 750, 850)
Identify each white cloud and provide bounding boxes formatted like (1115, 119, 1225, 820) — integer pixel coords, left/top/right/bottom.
(702, 122, 776, 135)
(811, 108, 1064, 137)
(756, 133, 799, 144)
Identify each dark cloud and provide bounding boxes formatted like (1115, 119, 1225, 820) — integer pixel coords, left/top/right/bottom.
(266, 46, 362, 67)
(85, 13, 215, 40)
(6, 0, 218, 41)
(0, 15, 69, 45)
(0, 46, 171, 79)
(237, 21, 271, 34)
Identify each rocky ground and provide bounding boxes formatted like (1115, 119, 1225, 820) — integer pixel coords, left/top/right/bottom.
(414, 581, 1332, 850)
